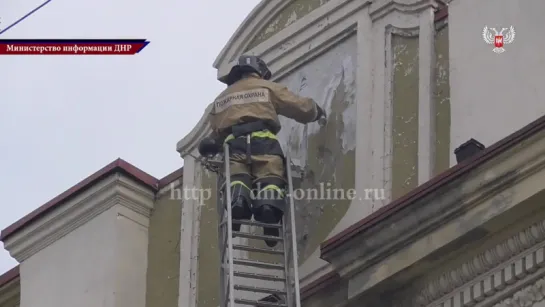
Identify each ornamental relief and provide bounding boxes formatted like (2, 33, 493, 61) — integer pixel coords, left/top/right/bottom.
(493, 277, 545, 307)
(392, 218, 545, 307)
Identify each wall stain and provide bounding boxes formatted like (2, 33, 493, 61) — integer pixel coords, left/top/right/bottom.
(391, 33, 420, 200)
(434, 22, 451, 174)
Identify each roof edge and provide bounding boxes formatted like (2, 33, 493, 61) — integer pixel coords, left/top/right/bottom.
(321, 112, 545, 257)
(0, 266, 19, 289)
(0, 158, 160, 242)
(158, 167, 184, 189)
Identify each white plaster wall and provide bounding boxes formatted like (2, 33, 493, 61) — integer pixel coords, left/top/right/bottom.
(274, 35, 358, 280)
(449, 0, 545, 165)
(19, 205, 149, 307)
(276, 34, 357, 165)
(276, 34, 357, 237)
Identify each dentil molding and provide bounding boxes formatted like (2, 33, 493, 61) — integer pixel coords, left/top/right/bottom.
(3, 173, 155, 262)
(394, 217, 545, 307)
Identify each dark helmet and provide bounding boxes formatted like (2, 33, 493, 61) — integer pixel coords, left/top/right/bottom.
(222, 55, 272, 85)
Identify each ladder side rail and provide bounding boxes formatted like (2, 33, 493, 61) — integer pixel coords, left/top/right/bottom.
(216, 173, 228, 307)
(285, 153, 302, 307)
(282, 212, 294, 307)
(284, 165, 295, 306)
(220, 226, 230, 305)
(223, 144, 236, 307)
(217, 172, 228, 266)
(221, 176, 233, 307)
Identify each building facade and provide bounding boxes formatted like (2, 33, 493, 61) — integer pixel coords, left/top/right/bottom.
(2, 0, 545, 306)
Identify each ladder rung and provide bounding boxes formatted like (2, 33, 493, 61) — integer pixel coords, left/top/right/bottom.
(234, 298, 287, 307)
(233, 258, 285, 270)
(233, 244, 284, 255)
(233, 219, 283, 229)
(234, 271, 285, 282)
(233, 231, 283, 242)
(235, 284, 286, 295)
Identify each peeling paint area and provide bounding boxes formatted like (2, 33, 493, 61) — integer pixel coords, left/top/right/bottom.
(275, 35, 357, 260)
(434, 22, 451, 175)
(391, 33, 420, 200)
(246, 0, 331, 50)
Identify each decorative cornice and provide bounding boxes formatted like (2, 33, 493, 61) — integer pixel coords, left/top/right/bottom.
(407, 218, 545, 306)
(178, 0, 369, 156)
(370, 0, 439, 22)
(3, 173, 155, 262)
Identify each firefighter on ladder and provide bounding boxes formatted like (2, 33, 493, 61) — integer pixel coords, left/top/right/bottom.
(198, 55, 325, 247)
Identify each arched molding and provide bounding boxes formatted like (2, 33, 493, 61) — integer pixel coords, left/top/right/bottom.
(215, 0, 370, 82)
(176, 103, 213, 157)
(177, 0, 371, 156)
(212, 0, 293, 74)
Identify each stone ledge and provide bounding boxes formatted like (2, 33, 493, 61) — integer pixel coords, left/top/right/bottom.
(325, 129, 545, 301)
(3, 173, 155, 262)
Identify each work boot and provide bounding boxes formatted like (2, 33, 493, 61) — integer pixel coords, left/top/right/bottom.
(254, 205, 281, 247)
(231, 196, 252, 233)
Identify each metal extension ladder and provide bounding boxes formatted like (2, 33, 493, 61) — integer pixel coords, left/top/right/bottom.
(202, 143, 302, 307)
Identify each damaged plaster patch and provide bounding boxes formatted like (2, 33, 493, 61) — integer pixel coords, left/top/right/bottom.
(278, 52, 357, 162)
(285, 10, 298, 27)
(263, 18, 280, 36)
(340, 57, 357, 153)
(275, 35, 357, 259)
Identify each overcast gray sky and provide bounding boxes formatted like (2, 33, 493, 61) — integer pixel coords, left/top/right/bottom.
(0, 0, 260, 274)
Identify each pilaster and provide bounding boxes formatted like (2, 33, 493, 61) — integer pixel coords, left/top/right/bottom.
(365, 0, 439, 208)
(2, 173, 155, 307)
(177, 153, 201, 307)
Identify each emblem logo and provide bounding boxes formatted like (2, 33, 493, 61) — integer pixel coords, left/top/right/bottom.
(483, 26, 515, 53)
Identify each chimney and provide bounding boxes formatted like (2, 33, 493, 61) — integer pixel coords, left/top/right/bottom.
(454, 138, 485, 163)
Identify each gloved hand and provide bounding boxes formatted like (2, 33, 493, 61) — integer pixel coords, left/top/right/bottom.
(315, 104, 326, 121)
(198, 136, 222, 157)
